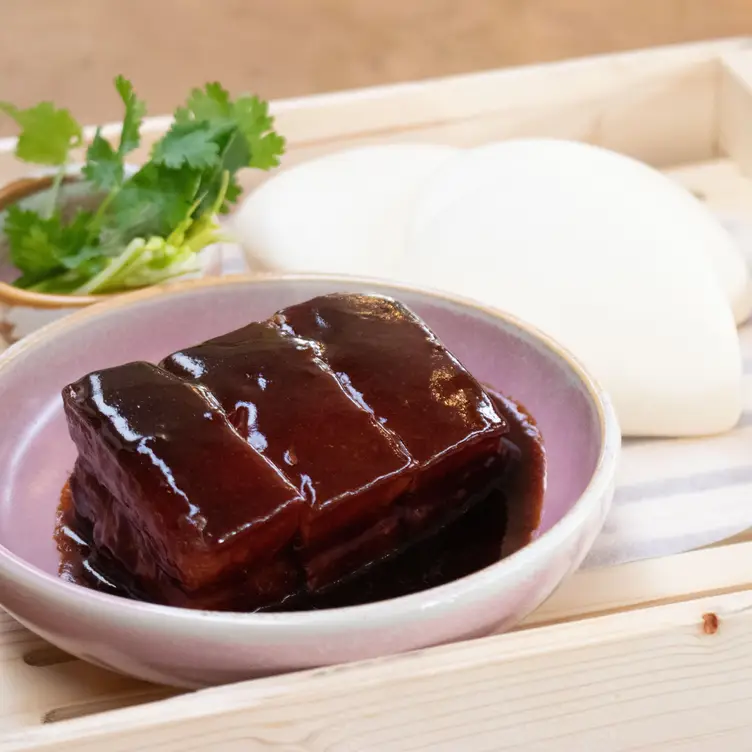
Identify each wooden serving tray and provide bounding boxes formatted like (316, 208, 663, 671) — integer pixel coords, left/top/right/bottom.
(3, 38, 752, 750)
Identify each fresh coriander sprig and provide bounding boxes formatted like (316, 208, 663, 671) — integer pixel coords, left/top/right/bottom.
(0, 77, 285, 295)
(0, 100, 83, 218)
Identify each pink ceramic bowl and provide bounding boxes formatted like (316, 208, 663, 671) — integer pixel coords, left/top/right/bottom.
(0, 275, 620, 688)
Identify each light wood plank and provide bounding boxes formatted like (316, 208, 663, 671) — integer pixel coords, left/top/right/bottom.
(2, 540, 751, 739)
(0, 39, 745, 189)
(4, 589, 752, 751)
(521, 541, 752, 627)
(719, 50, 752, 174)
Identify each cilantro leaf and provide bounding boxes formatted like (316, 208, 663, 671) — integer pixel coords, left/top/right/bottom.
(247, 130, 286, 170)
(232, 95, 272, 133)
(4, 206, 64, 280)
(105, 163, 198, 241)
(0, 101, 82, 166)
(194, 128, 250, 215)
(173, 106, 191, 124)
(1, 79, 284, 295)
(174, 86, 285, 170)
(115, 75, 146, 156)
(223, 174, 242, 210)
(214, 133, 248, 212)
(233, 95, 285, 169)
(82, 78, 145, 191)
(182, 82, 232, 121)
(108, 183, 188, 240)
(83, 129, 124, 190)
(151, 121, 221, 169)
(4, 205, 100, 287)
(55, 210, 102, 269)
(219, 128, 252, 174)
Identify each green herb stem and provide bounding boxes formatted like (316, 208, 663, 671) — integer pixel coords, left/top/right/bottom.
(73, 236, 144, 295)
(89, 185, 118, 230)
(44, 164, 67, 219)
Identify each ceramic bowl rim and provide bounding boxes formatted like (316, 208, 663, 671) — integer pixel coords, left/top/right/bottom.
(0, 273, 621, 630)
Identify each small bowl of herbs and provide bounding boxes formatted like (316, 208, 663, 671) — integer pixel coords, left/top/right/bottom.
(0, 76, 284, 344)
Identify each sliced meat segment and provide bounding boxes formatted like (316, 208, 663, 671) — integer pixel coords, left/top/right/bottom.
(273, 293, 507, 466)
(273, 294, 510, 531)
(161, 321, 414, 587)
(63, 361, 305, 594)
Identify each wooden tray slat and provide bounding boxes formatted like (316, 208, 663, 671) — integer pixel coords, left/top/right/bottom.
(0, 38, 746, 188)
(2, 539, 750, 742)
(523, 541, 752, 627)
(4, 588, 752, 751)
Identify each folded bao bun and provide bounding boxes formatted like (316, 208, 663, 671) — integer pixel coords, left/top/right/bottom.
(234, 144, 458, 277)
(403, 139, 743, 437)
(233, 139, 745, 437)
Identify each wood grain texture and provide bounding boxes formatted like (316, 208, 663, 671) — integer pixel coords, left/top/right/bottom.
(4, 589, 752, 751)
(2, 0, 752, 135)
(0, 38, 741, 188)
(720, 50, 752, 174)
(2, 537, 750, 740)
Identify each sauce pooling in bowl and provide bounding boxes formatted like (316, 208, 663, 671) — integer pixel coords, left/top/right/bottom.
(56, 391, 545, 612)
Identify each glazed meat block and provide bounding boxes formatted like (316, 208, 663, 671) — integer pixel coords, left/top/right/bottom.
(62, 294, 511, 610)
(274, 294, 503, 464)
(65, 462, 304, 608)
(274, 294, 509, 532)
(161, 322, 414, 588)
(63, 362, 305, 594)
(161, 323, 413, 544)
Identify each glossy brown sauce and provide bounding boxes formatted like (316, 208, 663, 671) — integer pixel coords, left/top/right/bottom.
(55, 391, 545, 612)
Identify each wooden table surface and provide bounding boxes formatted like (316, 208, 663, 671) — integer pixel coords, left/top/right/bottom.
(1, 0, 752, 135)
